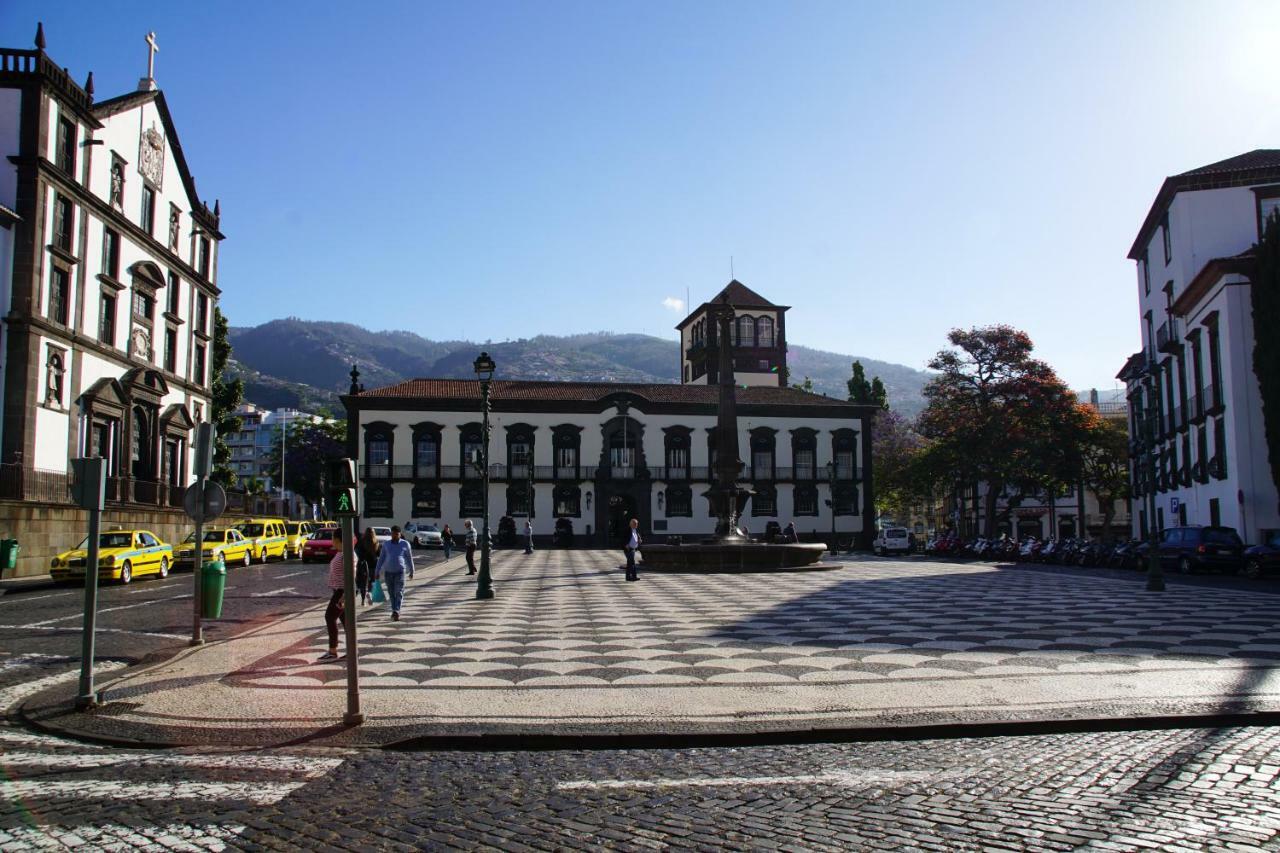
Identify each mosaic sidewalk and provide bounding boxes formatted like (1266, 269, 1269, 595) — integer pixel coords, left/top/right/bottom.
(244, 550, 1280, 690)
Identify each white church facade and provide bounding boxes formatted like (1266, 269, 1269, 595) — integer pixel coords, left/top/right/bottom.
(0, 25, 224, 575)
(343, 281, 877, 548)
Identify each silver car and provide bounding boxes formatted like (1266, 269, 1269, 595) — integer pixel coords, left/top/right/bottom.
(404, 522, 443, 549)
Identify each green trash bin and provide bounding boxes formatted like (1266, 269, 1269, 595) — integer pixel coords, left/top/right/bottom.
(200, 559, 227, 619)
(0, 539, 18, 575)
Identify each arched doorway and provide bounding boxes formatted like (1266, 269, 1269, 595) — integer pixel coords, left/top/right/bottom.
(607, 493, 636, 546)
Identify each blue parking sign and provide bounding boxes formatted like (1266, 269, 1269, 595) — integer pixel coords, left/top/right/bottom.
(1170, 497, 1180, 513)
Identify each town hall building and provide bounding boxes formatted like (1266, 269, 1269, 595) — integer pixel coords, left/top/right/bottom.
(343, 281, 877, 548)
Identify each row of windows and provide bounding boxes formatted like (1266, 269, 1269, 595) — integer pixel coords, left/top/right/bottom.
(366, 424, 857, 477)
(1131, 416, 1228, 497)
(1141, 195, 1280, 297)
(688, 314, 777, 349)
(55, 108, 213, 278)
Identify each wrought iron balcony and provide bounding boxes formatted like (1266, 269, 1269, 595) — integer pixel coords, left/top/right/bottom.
(1156, 319, 1182, 354)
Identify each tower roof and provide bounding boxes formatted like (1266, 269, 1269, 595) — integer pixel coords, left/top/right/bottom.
(676, 280, 789, 330)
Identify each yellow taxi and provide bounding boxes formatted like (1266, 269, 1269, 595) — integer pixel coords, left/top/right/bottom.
(175, 527, 254, 569)
(234, 518, 290, 563)
(50, 529, 173, 585)
(283, 521, 316, 560)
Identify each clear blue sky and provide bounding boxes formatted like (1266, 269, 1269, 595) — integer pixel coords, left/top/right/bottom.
(5, 2, 1278, 391)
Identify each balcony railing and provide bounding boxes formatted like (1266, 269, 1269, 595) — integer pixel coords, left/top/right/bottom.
(358, 463, 865, 484)
(0, 464, 187, 508)
(1156, 319, 1182, 354)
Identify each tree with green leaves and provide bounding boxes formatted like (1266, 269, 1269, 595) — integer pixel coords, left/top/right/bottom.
(872, 409, 926, 521)
(210, 307, 244, 488)
(847, 360, 888, 409)
(1079, 411, 1131, 542)
(916, 325, 1088, 539)
(1252, 210, 1280, 510)
(264, 417, 348, 506)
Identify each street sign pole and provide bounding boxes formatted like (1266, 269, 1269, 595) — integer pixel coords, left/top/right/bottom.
(190, 423, 214, 646)
(329, 457, 362, 726)
(72, 457, 106, 711)
(191, 480, 205, 646)
(341, 514, 362, 726)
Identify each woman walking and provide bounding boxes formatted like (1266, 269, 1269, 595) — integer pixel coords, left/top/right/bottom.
(441, 524, 454, 560)
(318, 527, 347, 662)
(356, 527, 380, 605)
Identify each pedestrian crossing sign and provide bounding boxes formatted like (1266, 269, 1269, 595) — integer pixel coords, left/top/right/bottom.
(331, 487, 358, 517)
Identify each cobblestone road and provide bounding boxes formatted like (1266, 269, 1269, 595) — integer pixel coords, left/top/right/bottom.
(4, 658, 1280, 850)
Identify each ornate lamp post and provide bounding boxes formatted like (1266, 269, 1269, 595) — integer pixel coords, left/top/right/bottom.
(827, 461, 838, 555)
(1143, 374, 1165, 592)
(474, 352, 496, 600)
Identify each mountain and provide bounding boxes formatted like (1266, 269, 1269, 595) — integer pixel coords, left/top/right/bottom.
(226, 321, 935, 417)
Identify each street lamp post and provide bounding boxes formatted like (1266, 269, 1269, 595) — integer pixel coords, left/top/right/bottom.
(827, 461, 837, 555)
(1143, 375, 1165, 592)
(474, 352, 496, 600)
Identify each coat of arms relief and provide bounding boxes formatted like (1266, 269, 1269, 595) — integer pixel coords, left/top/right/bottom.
(138, 122, 165, 189)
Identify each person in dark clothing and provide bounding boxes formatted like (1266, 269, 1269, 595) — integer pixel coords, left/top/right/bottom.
(441, 524, 454, 560)
(318, 527, 347, 662)
(355, 527, 380, 605)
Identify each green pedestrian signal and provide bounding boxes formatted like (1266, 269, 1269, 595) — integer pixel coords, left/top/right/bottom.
(336, 492, 352, 512)
(330, 486, 358, 517)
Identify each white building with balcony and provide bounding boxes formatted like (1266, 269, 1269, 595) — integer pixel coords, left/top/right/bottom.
(343, 281, 877, 548)
(1117, 150, 1280, 543)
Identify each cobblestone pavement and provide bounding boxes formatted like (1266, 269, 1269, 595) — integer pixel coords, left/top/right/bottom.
(3, 655, 1280, 850)
(243, 550, 1280, 691)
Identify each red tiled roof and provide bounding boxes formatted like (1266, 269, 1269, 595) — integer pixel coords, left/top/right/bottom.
(355, 378, 853, 407)
(1128, 149, 1280, 260)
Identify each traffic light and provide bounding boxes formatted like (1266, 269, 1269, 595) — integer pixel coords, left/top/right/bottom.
(327, 458, 358, 516)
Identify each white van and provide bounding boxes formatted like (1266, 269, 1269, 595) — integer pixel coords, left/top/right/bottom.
(873, 527, 912, 556)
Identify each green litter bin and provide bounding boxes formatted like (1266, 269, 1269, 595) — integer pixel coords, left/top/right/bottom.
(0, 539, 18, 575)
(201, 558, 227, 619)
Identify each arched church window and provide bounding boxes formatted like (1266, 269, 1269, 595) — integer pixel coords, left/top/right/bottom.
(757, 316, 774, 348)
(737, 315, 755, 347)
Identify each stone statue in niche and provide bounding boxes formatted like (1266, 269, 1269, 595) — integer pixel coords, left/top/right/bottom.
(110, 161, 125, 208)
(168, 207, 180, 250)
(138, 123, 165, 189)
(45, 353, 64, 407)
(130, 327, 151, 361)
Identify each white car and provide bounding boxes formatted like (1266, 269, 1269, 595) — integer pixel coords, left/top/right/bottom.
(404, 522, 443, 549)
(873, 527, 912, 556)
(368, 526, 394, 546)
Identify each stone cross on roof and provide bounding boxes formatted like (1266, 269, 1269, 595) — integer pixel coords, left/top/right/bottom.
(139, 31, 159, 91)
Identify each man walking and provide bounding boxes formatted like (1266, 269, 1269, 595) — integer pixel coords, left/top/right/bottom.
(463, 520, 477, 575)
(524, 519, 534, 554)
(375, 525, 415, 621)
(624, 517, 641, 582)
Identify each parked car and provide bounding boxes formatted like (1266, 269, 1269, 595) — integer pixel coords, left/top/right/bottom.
(1156, 525, 1245, 574)
(283, 521, 316, 560)
(234, 518, 290, 564)
(404, 522, 443, 549)
(50, 529, 173, 585)
(175, 527, 252, 569)
(553, 517, 575, 547)
(302, 529, 340, 563)
(367, 526, 394, 547)
(873, 527, 912, 556)
(1243, 531, 1280, 580)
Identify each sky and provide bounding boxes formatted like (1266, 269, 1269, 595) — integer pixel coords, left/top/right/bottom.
(4, 1, 1279, 391)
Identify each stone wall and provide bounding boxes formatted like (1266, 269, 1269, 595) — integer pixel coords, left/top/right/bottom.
(0, 501, 254, 580)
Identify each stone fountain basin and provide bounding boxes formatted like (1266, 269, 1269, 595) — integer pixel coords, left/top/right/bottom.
(640, 542, 830, 572)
